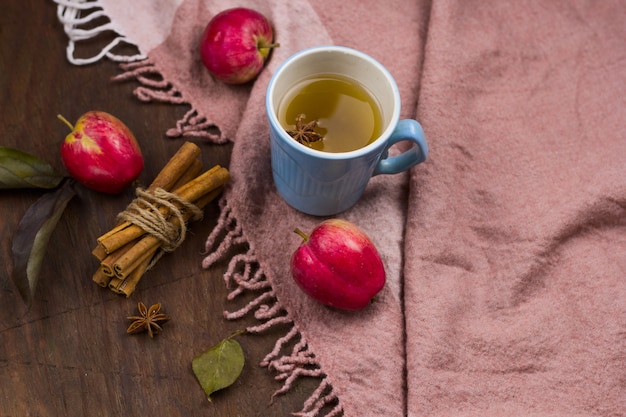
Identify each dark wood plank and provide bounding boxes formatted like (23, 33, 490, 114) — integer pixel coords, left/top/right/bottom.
(1, 2, 317, 416)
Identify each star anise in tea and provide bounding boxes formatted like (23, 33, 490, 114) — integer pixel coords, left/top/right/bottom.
(286, 113, 324, 145)
(127, 301, 170, 338)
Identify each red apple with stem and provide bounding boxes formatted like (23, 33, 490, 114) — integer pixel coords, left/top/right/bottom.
(290, 219, 386, 311)
(199, 7, 279, 84)
(58, 111, 144, 194)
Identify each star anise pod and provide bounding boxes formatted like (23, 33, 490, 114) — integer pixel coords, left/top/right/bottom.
(286, 113, 324, 145)
(126, 301, 170, 338)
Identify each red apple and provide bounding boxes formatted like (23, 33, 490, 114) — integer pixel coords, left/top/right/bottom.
(199, 7, 278, 84)
(58, 111, 144, 194)
(290, 219, 386, 311)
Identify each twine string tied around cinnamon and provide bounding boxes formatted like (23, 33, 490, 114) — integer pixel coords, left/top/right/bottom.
(117, 187, 204, 254)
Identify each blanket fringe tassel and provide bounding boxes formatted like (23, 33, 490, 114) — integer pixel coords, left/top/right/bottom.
(203, 198, 344, 417)
(113, 60, 225, 142)
(54, 0, 145, 65)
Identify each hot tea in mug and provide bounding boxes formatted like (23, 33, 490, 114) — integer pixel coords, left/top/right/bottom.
(266, 46, 428, 216)
(277, 73, 383, 153)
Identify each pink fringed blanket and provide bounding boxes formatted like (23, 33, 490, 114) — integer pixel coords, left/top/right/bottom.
(55, 0, 626, 416)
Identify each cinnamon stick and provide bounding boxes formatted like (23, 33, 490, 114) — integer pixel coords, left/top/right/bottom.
(95, 156, 203, 261)
(95, 142, 203, 255)
(100, 241, 137, 277)
(148, 141, 201, 191)
(174, 158, 204, 190)
(97, 165, 229, 254)
(92, 266, 112, 287)
(111, 187, 223, 279)
(90, 141, 229, 297)
(107, 276, 124, 293)
(115, 254, 153, 297)
(113, 243, 159, 281)
(171, 165, 229, 203)
(92, 244, 108, 261)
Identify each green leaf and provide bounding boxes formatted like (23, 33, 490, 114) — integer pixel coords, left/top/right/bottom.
(192, 333, 245, 401)
(0, 146, 64, 189)
(11, 179, 77, 306)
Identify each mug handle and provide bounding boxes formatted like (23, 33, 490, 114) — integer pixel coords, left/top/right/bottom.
(373, 119, 429, 176)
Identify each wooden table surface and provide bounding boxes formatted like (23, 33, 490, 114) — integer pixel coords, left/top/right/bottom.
(1, 3, 317, 416)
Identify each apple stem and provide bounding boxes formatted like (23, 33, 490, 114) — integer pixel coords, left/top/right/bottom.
(57, 114, 74, 131)
(293, 228, 309, 242)
(259, 42, 280, 51)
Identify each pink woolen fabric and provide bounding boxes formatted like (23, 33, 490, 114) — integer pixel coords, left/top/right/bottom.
(60, 0, 626, 415)
(405, 1, 626, 415)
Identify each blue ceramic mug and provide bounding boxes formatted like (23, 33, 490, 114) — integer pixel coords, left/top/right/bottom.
(266, 46, 428, 216)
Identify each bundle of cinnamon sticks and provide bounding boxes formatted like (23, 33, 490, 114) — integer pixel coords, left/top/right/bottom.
(91, 141, 229, 297)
